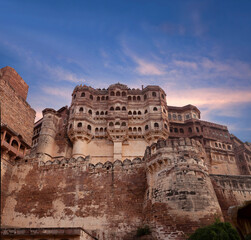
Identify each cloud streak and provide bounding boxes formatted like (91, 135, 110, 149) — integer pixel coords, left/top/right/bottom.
(166, 87, 251, 120)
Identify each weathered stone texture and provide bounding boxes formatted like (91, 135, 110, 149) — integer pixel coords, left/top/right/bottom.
(0, 66, 28, 100)
(1, 159, 14, 219)
(0, 69, 35, 145)
(210, 174, 251, 222)
(144, 139, 223, 239)
(2, 158, 147, 240)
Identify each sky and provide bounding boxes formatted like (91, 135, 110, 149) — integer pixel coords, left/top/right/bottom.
(0, 0, 251, 142)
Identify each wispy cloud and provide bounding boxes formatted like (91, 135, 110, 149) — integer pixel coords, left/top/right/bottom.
(166, 87, 251, 120)
(134, 58, 165, 75)
(121, 41, 166, 76)
(1, 39, 86, 83)
(42, 86, 73, 99)
(45, 65, 86, 83)
(174, 60, 198, 70)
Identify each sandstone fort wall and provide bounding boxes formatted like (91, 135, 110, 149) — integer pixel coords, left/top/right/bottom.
(2, 157, 147, 240)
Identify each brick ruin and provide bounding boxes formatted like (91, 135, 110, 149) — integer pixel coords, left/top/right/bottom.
(1, 66, 251, 239)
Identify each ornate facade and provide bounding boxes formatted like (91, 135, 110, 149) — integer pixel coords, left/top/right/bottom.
(1, 67, 251, 240)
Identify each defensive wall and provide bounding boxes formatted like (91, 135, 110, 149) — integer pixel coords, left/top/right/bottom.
(2, 138, 250, 239)
(1, 156, 147, 240)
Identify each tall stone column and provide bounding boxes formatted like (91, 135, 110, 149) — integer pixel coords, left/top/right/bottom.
(36, 108, 57, 161)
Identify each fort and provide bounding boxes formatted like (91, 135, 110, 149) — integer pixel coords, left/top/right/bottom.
(1, 66, 251, 239)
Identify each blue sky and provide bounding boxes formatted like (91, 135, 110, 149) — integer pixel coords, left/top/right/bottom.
(0, 0, 251, 142)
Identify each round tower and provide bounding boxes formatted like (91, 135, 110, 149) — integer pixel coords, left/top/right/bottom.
(36, 108, 58, 161)
(144, 138, 223, 239)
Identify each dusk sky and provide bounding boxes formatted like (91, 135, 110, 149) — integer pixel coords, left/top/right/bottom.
(0, 0, 251, 142)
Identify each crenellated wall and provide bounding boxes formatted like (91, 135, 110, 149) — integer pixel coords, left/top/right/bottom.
(2, 157, 147, 240)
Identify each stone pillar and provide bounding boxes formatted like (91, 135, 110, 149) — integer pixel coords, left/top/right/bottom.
(1, 130, 6, 143)
(114, 140, 122, 160)
(72, 138, 87, 158)
(36, 108, 57, 161)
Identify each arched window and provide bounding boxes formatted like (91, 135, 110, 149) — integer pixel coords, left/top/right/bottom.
(116, 91, 120, 96)
(122, 122, 126, 126)
(144, 94, 147, 100)
(122, 91, 126, 96)
(215, 143, 218, 147)
(196, 127, 200, 132)
(129, 127, 132, 132)
(104, 127, 107, 131)
(100, 111, 104, 115)
(11, 140, 19, 149)
(90, 95, 93, 100)
(173, 114, 177, 120)
(164, 124, 168, 129)
(95, 128, 99, 132)
(101, 96, 105, 100)
(133, 127, 137, 132)
(145, 109, 148, 114)
(97, 96, 100, 101)
(138, 111, 141, 115)
(110, 107, 114, 111)
(137, 96, 141, 101)
(145, 125, 149, 130)
(115, 122, 120, 125)
(152, 92, 156, 97)
(106, 96, 109, 100)
(88, 109, 92, 115)
(79, 107, 83, 112)
(170, 127, 173, 133)
(178, 115, 182, 121)
(128, 111, 132, 115)
(128, 96, 132, 101)
(96, 111, 99, 115)
(73, 94, 76, 99)
(109, 122, 114, 127)
(161, 94, 165, 99)
(180, 128, 184, 133)
(105, 111, 108, 115)
(163, 109, 166, 113)
(110, 91, 115, 96)
(174, 128, 178, 133)
(154, 123, 159, 128)
(87, 125, 92, 130)
(122, 106, 126, 111)
(133, 96, 136, 101)
(138, 127, 142, 132)
(188, 127, 192, 133)
(81, 92, 85, 97)
(100, 128, 103, 132)
(77, 122, 82, 128)
(133, 111, 137, 115)
(69, 124, 72, 129)
(115, 106, 120, 111)
(153, 107, 158, 111)
(228, 145, 231, 150)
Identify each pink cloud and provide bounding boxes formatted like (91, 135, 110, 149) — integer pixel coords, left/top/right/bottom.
(174, 60, 198, 70)
(135, 58, 165, 76)
(166, 88, 251, 120)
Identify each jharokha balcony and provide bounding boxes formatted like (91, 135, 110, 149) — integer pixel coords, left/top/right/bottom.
(1, 124, 29, 160)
